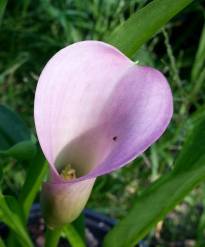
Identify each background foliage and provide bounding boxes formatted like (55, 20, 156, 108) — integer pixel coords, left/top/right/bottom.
(0, 0, 205, 246)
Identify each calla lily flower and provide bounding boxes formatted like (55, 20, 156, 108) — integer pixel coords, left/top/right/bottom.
(34, 41, 173, 228)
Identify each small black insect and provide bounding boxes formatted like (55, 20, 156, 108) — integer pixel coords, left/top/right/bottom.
(113, 136, 118, 141)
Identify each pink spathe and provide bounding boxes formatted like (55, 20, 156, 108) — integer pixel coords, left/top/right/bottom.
(34, 41, 173, 227)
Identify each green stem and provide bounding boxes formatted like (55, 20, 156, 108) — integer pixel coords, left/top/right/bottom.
(44, 227, 62, 247)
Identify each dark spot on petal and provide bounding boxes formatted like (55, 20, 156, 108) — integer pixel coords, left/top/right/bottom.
(113, 136, 118, 141)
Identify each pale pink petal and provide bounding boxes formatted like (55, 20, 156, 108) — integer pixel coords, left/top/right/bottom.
(83, 66, 173, 180)
(34, 41, 173, 183)
(34, 41, 133, 179)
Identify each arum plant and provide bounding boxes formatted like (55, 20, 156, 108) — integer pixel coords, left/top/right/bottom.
(34, 41, 173, 228)
(1, 0, 198, 246)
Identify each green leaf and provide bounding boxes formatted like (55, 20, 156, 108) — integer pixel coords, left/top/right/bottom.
(103, 112, 205, 247)
(62, 224, 86, 247)
(106, 0, 193, 57)
(7, 147, 44, 246)
(0, 194, 33, 247)
(173, 109, 205, 173)
(19, 147, 48, 219)
(0, 140, 37, 160)
(0, 0, 7, 25)
(0, 238, 6, 247)
(0, 105, 31, 151)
